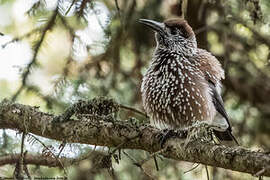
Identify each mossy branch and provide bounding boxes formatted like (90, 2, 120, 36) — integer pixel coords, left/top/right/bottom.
(0, 99, 269, 177)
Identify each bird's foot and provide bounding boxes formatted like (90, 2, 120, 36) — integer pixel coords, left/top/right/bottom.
(157, 129, 188, 148)
(157, 129, 177, 148)
(187, 121, 217, 142)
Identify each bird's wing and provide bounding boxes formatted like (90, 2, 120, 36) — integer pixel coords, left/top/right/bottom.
(208, 81, 239, 144)
(197, 49, 239, 144)
(196, 49, 224, 84)
(208, 80, 231, 130)
(196, 49, 227, 120)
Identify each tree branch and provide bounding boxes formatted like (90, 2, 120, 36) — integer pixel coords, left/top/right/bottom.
(0, 153, 70, 168)
(0, 150, 108, 168)
(0, 99, 269, 177)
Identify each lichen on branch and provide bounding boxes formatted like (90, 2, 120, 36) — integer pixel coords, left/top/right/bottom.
(0, 98, 269, 177)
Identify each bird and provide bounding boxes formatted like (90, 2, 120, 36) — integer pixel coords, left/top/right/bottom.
(139, 18, 238, 145)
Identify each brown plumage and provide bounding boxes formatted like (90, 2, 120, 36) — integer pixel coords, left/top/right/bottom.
(139, 18, 238, 143)
(164, 18, 194, 38)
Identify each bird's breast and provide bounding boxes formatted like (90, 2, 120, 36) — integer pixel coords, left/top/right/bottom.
(141, 56, 216, 128)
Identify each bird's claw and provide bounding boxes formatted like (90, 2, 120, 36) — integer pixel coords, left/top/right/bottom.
(157, 129, 178, 148)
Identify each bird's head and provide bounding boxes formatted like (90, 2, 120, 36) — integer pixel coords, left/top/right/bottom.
(139, 18, 197, 55)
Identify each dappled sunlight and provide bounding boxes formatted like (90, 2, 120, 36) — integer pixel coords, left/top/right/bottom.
(0, 0, 270, 179)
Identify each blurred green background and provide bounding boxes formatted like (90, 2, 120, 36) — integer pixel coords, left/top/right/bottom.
(0, 0, 270, 179)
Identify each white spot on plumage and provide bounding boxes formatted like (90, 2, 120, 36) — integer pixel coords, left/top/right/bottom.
(141, 40, 223, 130)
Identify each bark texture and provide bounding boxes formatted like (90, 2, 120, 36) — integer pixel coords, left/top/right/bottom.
(0, 99, 269, 177)
(0, 153, 70, 167)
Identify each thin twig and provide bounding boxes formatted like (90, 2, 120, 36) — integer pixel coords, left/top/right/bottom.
(114, 0, 121, 17)
(17, 132, 26, 177)
(65, 0, 76, 15)
(23, 153, 32, 179)
(123, 149, 167, 172)
(11, 1, 59, 101)
(78, 0, 88, 18)
(184, 163, 200, 174)
(122, 151, 137, 165)
(114, 0, 120, 12)
(205, 165, 210, 180)
(89, 2, 106, 31)
(118, 149, 121, 160)
(57, 142, 66, 158)
(119, 104, 148, 118)
(136, 149, 166, 167)
(20, 133, 25, 158)
(1, 28, 41, 48)
(153, 155, 159, 171)
(123, 151, 155, 180)
(28, 134, 67, 175)
(110, 134, 141, 159)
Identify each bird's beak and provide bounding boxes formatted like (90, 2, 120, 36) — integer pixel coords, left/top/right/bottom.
(139, 19, 165, 36)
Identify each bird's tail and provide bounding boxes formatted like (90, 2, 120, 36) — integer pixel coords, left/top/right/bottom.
(213, 129, 239, 145)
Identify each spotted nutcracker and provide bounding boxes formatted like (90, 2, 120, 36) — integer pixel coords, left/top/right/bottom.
(139, 18, 238, 144)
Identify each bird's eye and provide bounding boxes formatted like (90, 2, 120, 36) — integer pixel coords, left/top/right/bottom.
(170, 27, 178, 35)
